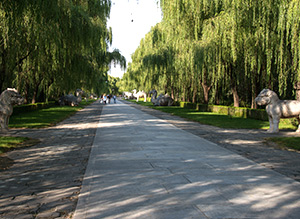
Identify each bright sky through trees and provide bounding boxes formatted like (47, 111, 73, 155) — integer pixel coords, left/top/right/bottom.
(108, 0, 162, 78)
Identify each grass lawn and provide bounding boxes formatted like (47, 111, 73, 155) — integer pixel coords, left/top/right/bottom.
(266, 137, 300, 151)
(128, 99, 300, 151)
(9, 99, 95, 129)
(0, 99, 95, 155)
(129, 99, 296, 130)
(0, 136, 40, 154)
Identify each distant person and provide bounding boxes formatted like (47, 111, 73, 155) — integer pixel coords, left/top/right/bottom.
(102, 94, 107, 104)
(100, 95, 103, 103)
(113, 95, 116, 103)
(107, 94, 111, 104)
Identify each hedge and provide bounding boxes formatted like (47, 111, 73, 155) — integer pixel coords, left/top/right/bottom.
(12, 101, 56, 115)
(179, 102, 300, 129)
(179, 102, 269, 121)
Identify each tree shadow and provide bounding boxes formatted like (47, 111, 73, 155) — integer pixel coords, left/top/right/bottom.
(0, 101, 103, 218)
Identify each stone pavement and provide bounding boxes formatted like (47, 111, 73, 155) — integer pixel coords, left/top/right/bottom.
(74, 100, 300, 219)
(0, 101, 103, 218)
(126, 101, 300, 183)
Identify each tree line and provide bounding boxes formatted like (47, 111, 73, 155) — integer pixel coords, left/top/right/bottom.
(121, 0, 300, 108)
(0, 0, 125, 103)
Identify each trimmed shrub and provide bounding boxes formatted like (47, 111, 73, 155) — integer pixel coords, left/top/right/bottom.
(184, 102, 269, 121)
(13, 102, 56, 115)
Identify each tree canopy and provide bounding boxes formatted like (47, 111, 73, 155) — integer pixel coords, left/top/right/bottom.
(0, 0, 125, 103)
(122, 0, 300, 108)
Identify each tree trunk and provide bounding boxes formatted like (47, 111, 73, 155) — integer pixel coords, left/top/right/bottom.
(251, 95, 257, 109)
(192, 88, 197, 103)
(294, 82, 300, 101)
(200, 68, 211, 104)
(24, 82, 29, 104)
(186, 84, 191, 102)
(232, 85, 239, 107)
(31, 75, 42, 104)
(0, 47, 6, 92)
(171, 86, 175, 99)
(228, 63, 239, 107)
(215, 85, 220, 105)
(201, 81, 211, 104)
(32, 86, 39, 104)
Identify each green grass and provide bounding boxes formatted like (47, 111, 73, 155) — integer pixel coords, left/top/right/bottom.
(266, 137, 300, 151)
(9, 99, 96, 129)
(0, 136, 30, 154)
(0, 100, 95, 154)
(128, 99, 300, 151)
(128, 99, 297, 130)
(154, 106, 272, 129)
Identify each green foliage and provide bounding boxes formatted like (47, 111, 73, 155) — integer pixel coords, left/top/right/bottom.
(0, 136, 30, 154)
(9, 100, 95, 128)
(0, 0, 125, 103)
(13, 101, 56, 115)
(127, 100, 296, 131)
(266, 137, 300, 151)
(122, 0, 300, 107)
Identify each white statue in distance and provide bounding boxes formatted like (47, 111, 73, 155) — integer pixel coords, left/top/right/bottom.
(132, 89, 147, 102)
(255, 88, 300, 133)
(0, 88, 24, 132)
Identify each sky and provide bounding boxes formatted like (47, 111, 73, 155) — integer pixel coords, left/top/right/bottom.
(107, 0, 162, 78)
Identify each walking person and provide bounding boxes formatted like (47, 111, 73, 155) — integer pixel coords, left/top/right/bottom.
(113, 95, 116, 103)
(102, 94, 107, 104)
(107, 94, 111, 104)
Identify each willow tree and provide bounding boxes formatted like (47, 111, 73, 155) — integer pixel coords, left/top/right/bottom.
(159, 0, 227, 103)
(141, 24, 178, 97)
(122, 24, 174, 96)
(235, 0, 283, 107)
(0, 0, 123, 103)
(277, 0, 300, 99)
(124, 0, 300, 107)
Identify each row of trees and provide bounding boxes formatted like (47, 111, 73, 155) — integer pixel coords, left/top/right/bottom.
(121, 0, 300, 108)
(1, 0, 125, 103)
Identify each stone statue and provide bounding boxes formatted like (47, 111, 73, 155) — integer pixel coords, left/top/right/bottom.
(0, 88, 24, 132)
(123, 91, 133, 99)
(59, 89, 83, 106)
(255, 88, 300, 133)
(132, 89, 147, 102)
(149, 89, 174, 106)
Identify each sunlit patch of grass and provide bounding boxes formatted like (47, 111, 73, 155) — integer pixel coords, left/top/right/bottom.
(9, 99, 96, 129)
(266, 137, 300, 151)
(156, 106, 271, 129)
(0, 136, 40, 154)
(127, 100, 297, 131)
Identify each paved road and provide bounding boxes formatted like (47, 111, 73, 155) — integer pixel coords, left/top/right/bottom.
(0, 101, 102, 218)
(74, 100, 300, 219)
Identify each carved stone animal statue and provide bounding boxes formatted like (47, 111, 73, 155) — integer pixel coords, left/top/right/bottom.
(123, 91, 133, 99)
(75, 89, 84, 103)
(132, 89, 147, 102)
(59, 89, 83, 106)
(149, 89, 174, 106)
(255, 88, 300, 133)
(0, 88, 24, 132)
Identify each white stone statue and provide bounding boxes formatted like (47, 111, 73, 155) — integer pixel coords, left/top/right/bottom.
(0, 88, 24, 132)
(132, 89, 147, 102)
(149, 89, 173, 106)
(123, 91, 133, 99)
(255, 88, 300, 133)
(59, 89, 83, 106)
